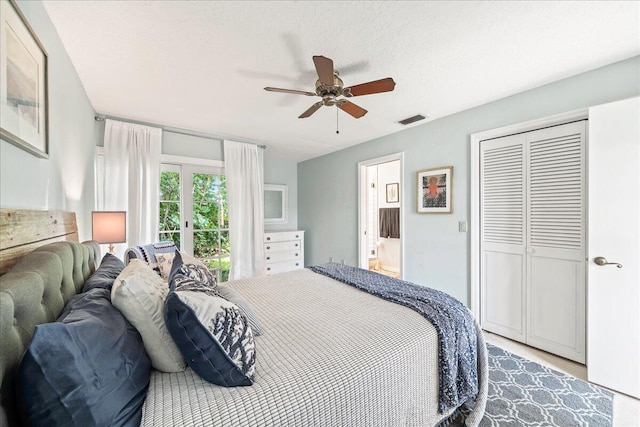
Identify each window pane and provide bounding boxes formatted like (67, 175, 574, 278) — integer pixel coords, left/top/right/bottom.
(220, 198, 228, 229)
(159, 201, 181, 231)
(159, 169, 181, 250)
(206, 256, 230, 283)
(194, 230, 218, 259)
(219, 176, 228, 228)
(160, 171, 180, 201)
(193, 173, 220, 202)
(193, 201, 218, 230)
(219, 230, 230, 256)
(189, 172, 228, 282)
(159, 231, 180, 248)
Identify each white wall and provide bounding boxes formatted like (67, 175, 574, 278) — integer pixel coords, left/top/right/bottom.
(376, 161, 400, 271)
(0, 0, 97, 240)
(298, 56, 640, 305)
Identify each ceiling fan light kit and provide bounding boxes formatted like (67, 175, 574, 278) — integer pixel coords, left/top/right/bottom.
(264, 55, 396, 120)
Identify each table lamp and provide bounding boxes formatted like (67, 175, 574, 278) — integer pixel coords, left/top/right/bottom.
(92, 211, 126, 253)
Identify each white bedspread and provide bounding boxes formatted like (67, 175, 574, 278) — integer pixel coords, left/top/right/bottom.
(142, 269, 487, 426)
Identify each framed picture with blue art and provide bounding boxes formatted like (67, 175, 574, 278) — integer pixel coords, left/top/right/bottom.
(0, 0, 49, 158)
(417, 166, 452, 214)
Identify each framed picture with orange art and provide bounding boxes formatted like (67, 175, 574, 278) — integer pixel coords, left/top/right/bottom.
(417, 166, 452, 214)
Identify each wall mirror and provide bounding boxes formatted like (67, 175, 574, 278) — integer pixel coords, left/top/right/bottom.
(264, 184, 288, 224)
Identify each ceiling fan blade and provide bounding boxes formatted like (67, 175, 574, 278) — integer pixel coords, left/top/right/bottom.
(337, 100, 368, 118)
(313, 55, 335, 86)
(344, 77, 396, 97)
(264, 87, 317, 96)
(299, 101, 324, 118)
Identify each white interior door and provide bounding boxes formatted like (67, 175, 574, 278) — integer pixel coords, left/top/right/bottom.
(587, 97, 640, 398)
(480, 134, 527, 342)
(526, 122, 586, 363)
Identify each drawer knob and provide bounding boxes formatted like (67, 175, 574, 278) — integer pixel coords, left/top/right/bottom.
(267, 267, 271, 271)
(266, 246, 270, 250)
(267, 257, 270, 260)
(295, 263, 299, 266)
(295, 235, 299, 238)
(267, 237, 271, 240)
(295, 253, 298, 256)
(295, 243, 299, 247)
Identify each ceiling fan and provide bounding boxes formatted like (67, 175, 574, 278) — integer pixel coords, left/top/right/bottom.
(264, 55, 396, 119)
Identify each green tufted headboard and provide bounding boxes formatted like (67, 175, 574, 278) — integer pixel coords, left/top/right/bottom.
(0, 240, 100, 426)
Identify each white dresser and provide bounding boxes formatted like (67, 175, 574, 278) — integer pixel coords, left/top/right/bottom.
(264, 230, 305, 275)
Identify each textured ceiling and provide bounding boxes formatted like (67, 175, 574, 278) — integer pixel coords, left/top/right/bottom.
(43, 1, 640, 162)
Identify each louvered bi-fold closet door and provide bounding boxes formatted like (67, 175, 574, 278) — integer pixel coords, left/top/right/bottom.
(480, 134, 527, 342)
(480, 121, 586, 363)
(526, 121, 586, 363)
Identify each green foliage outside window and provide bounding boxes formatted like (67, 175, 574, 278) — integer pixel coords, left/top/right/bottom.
(159, 171, 181, 248)
(158, 170, 231, 282)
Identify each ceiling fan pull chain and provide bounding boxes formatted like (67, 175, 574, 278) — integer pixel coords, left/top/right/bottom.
(336, 107, 340, 134)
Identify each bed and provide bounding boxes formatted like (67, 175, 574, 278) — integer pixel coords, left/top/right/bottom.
(0, 209, 488, 427)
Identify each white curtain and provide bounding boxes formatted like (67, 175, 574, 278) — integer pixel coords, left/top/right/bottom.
(103, 119, 162, 256)
(224, 140, 265, 279)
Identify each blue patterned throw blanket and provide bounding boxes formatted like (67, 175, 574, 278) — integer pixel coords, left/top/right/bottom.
(309, 263, 479, 415)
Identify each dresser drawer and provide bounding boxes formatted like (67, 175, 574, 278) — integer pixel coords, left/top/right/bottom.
(264, 231, 303, 243)
(265, 250, 301, 263)
(266, 260, 303, 275)
(264, 240, 301, 253)
(262, 230, 304, 274)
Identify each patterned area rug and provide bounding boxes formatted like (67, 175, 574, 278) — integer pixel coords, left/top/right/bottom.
(480, 344, 613, 427)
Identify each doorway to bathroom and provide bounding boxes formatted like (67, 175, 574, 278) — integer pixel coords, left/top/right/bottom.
(357, 153, 403, 278)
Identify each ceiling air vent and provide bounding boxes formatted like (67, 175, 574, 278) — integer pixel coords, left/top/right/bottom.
(398, 114, 426, 125)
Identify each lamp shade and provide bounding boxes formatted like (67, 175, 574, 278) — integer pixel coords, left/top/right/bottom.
(92, 211, 126, 244)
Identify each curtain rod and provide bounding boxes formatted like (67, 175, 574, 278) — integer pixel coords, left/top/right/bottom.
(94, 114, 267, 149)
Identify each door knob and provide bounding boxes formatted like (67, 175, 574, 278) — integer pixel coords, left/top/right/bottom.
(593, 256, 623, 268)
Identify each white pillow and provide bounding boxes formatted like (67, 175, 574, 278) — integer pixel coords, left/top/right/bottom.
(111, 259, 187, 372)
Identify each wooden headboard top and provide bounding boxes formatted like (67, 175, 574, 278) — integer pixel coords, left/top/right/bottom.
(0, 209, 79, 275)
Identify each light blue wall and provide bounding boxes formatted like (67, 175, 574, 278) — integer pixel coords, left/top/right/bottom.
(163, 132, 223, 160)
(0, 0, 97, 240)
(264, 150, 298, 231)
(96, 122, 225, 161)
(298, 56, 640, 305)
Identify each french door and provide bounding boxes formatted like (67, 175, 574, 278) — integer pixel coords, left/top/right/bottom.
(159, 163, 230, 281)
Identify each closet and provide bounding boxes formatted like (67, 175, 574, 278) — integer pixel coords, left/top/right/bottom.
(480, 120, 586, 363)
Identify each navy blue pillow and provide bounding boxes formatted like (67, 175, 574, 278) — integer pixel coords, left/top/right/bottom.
(82, 253, 125, 292)
(16, 288, 151, 427)
(165, 252, 256, 387)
